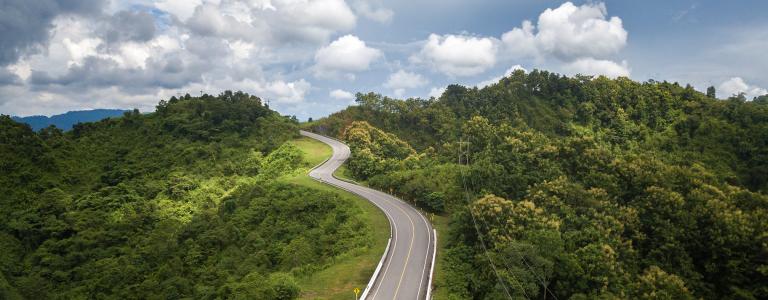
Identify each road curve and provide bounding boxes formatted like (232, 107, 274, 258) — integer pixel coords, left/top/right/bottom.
(300, 130, 435, 300)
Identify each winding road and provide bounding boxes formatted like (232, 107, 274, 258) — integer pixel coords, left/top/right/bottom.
(300, 130, 436, 300)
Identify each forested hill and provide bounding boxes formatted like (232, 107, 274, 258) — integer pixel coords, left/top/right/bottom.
(0, 91, 369, 299)
(12, 109, 129, 131)
(306, 70, 768, 299)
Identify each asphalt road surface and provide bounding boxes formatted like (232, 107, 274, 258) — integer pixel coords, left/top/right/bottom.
(300, 130, 435, 300)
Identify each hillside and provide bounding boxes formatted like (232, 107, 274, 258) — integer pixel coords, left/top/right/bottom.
(0, 91, 378, 299)
(12, 109, 129, 131)
(306, 70, 768, 299)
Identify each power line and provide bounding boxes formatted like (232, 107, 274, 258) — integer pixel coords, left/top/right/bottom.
(456, 137, 521, 299)
(468, 127, 560, 300)
(458, 120, 559, 300)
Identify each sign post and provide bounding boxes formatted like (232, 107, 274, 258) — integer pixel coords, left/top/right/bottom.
(354, 287, 361, 300)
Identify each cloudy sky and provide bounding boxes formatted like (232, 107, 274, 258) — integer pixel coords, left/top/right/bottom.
(1, 0, 767, 119)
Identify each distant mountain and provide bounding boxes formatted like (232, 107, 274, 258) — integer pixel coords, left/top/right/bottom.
(12, 109, 130, 131)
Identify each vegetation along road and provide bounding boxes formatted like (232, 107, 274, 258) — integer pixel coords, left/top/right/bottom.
(301, 130, 436, 300)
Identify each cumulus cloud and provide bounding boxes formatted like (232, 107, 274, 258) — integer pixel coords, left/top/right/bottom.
(257, 79, 311, 104)
(718, 77, 768, 99)
(0, 0, 106, 66)
(329, 89, 355, 100)
(0, 0, 344, 116)
(501, 2, 627, 61)
(384, 70, 428, 97)
(428, 86, 445, 98)
(102, 10, 156, 44)
(165, 0, 356, 45)
(477, 65, 527, 88)
(384, 70, 428, 89)
(0, 68, 21, 85)
(497, 1, 629, 77)
(352, 0, 394, 23)
(154, 0, 202, 21)
(29, 54, 202, 94)
(271, 0, 357, 44)
(562, 58, 629, 78)
(411, 2, 628, 78)
(314, 35, 382, 79)
(186, 4, 268, 42)
(413, 34, 498, 77)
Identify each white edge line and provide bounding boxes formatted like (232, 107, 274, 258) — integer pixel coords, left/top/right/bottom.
(299, 130, 397, 300)
(425, 229, 437, 299)
(361, 237, 391, 300)
(303, 130, 437, 300)
(415, 208, 432, 300)
(303, 130, 438, 300)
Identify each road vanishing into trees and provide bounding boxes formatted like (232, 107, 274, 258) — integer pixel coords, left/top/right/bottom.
(300, 130, 436, 300)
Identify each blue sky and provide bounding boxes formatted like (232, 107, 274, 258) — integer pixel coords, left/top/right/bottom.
(1, 0, 766, 119)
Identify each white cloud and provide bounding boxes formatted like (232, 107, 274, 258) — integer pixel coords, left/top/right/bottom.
(186, 4, 268, 42)
(384, 70, 427, 98)
(384, 69, 428, 89)
(171, 0, 356, 45)
(117, 42, 152, 69)
(413, 34, 498, 77)
(501, 1, 627, 61)
(718, 77, 768, 99)
(562, 58, 629, 78)
(7, 60, 31, 80)
(477, 65, 527, 88)
(273, 0, 357, 44)
(155, 0, 202, 21)
(314, 35, 382, 79)
(500, 20, 539, 59)
(62, 37, 101, 67)
(329, 88, 355, 100)
(352, 0, 394, 23)
(257, 79, 311, 104)
(428, 86, 445, 98)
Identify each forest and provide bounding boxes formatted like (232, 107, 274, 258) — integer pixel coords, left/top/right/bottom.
(306, 70, 768, 299)
(2, 70, 766, 300)
(0, 92, 375, 299)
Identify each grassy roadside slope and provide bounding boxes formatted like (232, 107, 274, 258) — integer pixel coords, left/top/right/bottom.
(429, 215, 450, 300)
(284, 137, 390, 300)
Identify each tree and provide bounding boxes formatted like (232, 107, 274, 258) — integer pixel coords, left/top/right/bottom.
(631, 266, 694, 299)
(280, 237, 315, 269)
(268, 273, 300, 300)
(706, 86, 716, 98)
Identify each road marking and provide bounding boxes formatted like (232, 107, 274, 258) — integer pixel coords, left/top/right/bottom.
(391, 200, 416, 300)
(416, 208, 433, 300)
(370, 197, 397, 300)
(302, 131, 434, 300)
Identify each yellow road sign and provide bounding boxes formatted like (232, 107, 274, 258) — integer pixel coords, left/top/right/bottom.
(354, 287, 360, 296)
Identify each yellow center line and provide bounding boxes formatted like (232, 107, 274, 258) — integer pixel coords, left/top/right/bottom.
(391, 198, 416, 300)
(371, 193, 397, 300)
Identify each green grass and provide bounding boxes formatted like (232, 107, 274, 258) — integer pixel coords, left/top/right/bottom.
(290, 137, 333, 168)
(283, 137, 389, 300)
(333, 164, 360, 184)
(430, 214, 450, 300)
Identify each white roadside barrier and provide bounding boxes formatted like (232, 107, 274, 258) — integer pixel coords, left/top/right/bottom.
(360, 237, 392, 300)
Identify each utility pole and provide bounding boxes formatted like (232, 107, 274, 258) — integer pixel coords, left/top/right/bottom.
(458, 136, 462, 165)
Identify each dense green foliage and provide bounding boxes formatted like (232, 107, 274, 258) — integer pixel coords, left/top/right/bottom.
(0, 92, 370, 299)
(307, 70, 768, 299)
